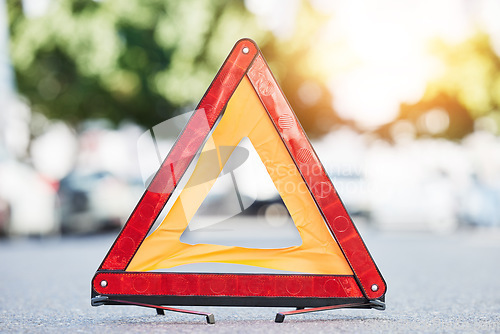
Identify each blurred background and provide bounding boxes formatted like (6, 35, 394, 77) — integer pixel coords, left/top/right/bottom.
(1, 0, 500, 238)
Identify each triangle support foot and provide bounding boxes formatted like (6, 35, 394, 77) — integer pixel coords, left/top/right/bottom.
(275, 300, 385, 323)
(100, 297, 215, 324)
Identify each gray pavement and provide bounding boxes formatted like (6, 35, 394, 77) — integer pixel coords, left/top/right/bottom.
(1, 225, 499, 333)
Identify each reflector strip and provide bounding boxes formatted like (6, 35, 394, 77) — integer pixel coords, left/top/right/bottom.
(93, 273, 363, 298)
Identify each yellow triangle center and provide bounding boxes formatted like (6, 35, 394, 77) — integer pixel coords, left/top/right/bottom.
(127, 77, 352, 275)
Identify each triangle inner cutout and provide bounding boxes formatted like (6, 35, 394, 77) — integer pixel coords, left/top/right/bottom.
(180, 136, 302, 250)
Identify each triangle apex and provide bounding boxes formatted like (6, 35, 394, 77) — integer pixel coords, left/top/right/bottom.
(235, 38, 258, 47)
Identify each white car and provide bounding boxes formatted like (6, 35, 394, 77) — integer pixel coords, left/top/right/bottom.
(0, 159, 59, 236)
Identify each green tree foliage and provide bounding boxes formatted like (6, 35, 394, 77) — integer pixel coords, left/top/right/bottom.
(7, 0, 341, 138)
(15, 0, 498, 141)
(7, 0, 268, 128)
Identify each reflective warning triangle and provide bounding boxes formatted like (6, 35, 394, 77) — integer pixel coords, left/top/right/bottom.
(92, 39, 386, 313)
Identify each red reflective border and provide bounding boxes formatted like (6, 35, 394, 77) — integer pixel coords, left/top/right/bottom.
(95, 39, 386, 302)
(99, 39, 258, 271)
(93, 273, 363, 298)
(246, 55, 386, 300)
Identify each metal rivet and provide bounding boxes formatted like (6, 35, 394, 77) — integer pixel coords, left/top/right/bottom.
(371, 284, 379, 292)
(100, 280, 108, 287)
(242, 47, 249, 54)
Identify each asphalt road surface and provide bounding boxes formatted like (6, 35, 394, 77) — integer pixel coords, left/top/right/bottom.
(1, 224, 499, 333)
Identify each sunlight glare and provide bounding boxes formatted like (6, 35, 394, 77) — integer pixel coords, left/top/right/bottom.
(309, 0, 477, 128)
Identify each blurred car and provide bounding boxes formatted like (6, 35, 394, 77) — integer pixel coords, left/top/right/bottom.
(328, 170, 370, 218)
(0, 196, 10, 236)
(0, 159, 59, 236)
(58, 170, 143, 234)
(458, 174, 500, 228)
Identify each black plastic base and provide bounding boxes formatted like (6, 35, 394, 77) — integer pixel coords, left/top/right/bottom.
(91, 289, 373, 308)
(92, 292, 385, 324)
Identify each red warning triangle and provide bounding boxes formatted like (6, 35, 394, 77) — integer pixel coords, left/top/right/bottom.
(92, 39, 386, 321)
